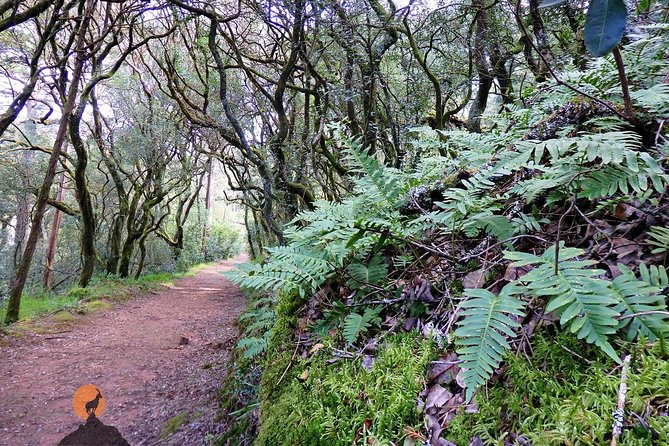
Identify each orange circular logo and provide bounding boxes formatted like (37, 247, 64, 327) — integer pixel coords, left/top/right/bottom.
(72, 385, 106, 420)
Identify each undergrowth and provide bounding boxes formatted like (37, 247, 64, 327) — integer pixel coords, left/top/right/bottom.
(221, 26, 669, 446)
(446, 332, 669, 446)
(254, 331, 435, 446)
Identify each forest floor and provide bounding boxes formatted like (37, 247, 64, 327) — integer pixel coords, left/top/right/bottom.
(0, 256, 247, 446)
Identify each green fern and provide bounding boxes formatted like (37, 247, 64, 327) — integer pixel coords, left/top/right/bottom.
(631, 83, 669, 115)
(346, 256, 388, 290)
(511, 212, 548, 234)
(224, 246, 335, 298)
(237, 335, 270, 359)
(343, 138, 404, 203)
(611, 264, 668, 341)
(463, 213, 515, 241)
(342, 307, 382, 344)
(504, 244, 621, 362)
(454, 284, 526, 402)
(639, 262, 669, 288)
(647, 226, 669, 254)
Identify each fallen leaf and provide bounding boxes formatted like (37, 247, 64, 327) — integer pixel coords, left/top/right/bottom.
(425, 413, 443, 444)
(427, 353, 461, 385)
(611, 237, 642, 265)
(403, 317, 418, 331)
(426, 384, 453, 412)
(309, 343, 325, 355)
(298, 369, 309, 380)
(463, 269, 486, 289)
(614, 203, 636, 220)
(503, 264, 531, 281)
(464, 399, 478, 414)
(455, 369, 466, 389)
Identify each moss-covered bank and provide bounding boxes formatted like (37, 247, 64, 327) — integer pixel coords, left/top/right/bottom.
(446, 333, 669, 445)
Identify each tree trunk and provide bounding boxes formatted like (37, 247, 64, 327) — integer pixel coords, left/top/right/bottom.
(4, 1, 92, 324)
(118, 237, 136, 278)
(202, 158, 213, 258)
(468, 0, 493, 133)
(70, 99, 97, 287)
(12, 146, 33, 274)
(134, 235, 148, 280)
(43, 168, 67, 289)
(528, 0, 552, 82)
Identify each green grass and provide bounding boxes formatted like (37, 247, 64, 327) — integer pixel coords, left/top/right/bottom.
(161, 411, 191, 440)
(0, 291, 80, 322)
(0, 262, 214, 328)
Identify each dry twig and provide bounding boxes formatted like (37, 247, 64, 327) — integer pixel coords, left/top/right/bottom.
(610, 354, 631, 446)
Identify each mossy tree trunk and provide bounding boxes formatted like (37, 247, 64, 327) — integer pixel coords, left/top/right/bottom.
(70, 97, 97, 288)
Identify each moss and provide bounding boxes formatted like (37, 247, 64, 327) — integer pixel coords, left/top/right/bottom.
(67, 287, 91, 300)
(257, 290, 305, 404)
(254, 332, 436, 446)
(82, 300, 112, 312)
(52, 311, 77, 322)
(444, 332, 669, 446)
(161, 411, 190, 440)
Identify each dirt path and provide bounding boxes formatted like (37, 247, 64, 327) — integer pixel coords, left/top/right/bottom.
(0, 257, 247, 446)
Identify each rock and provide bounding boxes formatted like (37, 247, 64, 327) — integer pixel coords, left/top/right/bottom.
(57, 415, 130, 445)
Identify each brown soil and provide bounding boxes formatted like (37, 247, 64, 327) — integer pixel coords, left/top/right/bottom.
(0, 257, 247, 446)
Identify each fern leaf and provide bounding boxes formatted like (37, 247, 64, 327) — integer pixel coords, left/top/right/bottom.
(647, 226, 669, 254)
(342, 307, 382, 344)
(611, 264, 668, 341)
(639, 262, 669, 288)
(464, 213, 515, 240)
(455, 284, 526, 402)
(505, 244, 621, 362)
(346, 256, 388, 290)
(237, 336, 269, 359)
(343, 140, 404, 203)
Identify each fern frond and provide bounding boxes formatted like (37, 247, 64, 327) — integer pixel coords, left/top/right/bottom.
(237, 335, 269, 359)
(504, 244, 621, 362)
(631, 84, 669, 116)
(225, 246, 335, 297)
(342, 307, 382, 344)
(346, 256, 388, 290)
(639, 262, 669, 288)
(454, 284, 526, 402)
(647, 226, 669, 254)
(463, 213, 515, 241)
(511, 212, 547, 234)
(343, 140, 404, 203)
(611, 264, 668, 341)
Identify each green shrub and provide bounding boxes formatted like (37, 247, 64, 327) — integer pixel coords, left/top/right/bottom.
(206, 223, 242, 262)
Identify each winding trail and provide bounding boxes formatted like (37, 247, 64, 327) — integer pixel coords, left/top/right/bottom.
(0, 257, 247, 445)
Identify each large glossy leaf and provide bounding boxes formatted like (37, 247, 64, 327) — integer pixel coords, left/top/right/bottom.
(584, 0, 627, 57)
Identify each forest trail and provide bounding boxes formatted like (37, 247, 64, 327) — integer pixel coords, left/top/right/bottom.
(0, 256, 247, 446)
